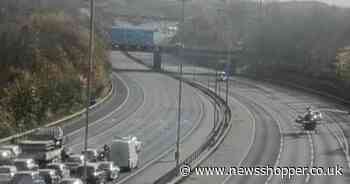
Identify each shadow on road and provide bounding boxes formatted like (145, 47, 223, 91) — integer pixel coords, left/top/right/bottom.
(282, 131, 308, 139)
(324, 147, 344, 157)
(344, 171, 350, 182)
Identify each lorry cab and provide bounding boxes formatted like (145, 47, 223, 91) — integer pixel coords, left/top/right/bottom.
(30, 127, 64, 148)
(18, 127, 64, 167)
(109, 137, 140, 171)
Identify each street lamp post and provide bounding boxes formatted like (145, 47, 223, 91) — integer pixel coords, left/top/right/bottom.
(257, 0, 264, 75)
(181, 0, 185, 49)
(225, 78, 229, 124)
(83, 0, 95, 182)
(175, 64, 183, 167)
(175, 0, 188, 167)
(214, 70, 218, 128)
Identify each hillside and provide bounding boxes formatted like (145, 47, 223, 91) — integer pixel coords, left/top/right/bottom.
(0, 7, 111, 138)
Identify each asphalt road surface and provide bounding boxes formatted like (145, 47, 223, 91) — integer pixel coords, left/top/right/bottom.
(62, 51, 216, 182)
(153, 53, 350, 184)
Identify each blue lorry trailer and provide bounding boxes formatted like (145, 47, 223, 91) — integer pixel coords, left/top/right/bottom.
(110, 27, 155, 51)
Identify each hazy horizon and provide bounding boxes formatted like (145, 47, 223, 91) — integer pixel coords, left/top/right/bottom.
(270, 0, 350, 7)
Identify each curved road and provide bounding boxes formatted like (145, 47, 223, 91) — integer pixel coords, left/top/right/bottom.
(156, 54, 350, 184)
(63, 51, 215, 182)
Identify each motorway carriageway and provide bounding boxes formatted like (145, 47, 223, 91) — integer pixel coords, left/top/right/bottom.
(149, 53, 350, 184)
(62, 51, 217, 183)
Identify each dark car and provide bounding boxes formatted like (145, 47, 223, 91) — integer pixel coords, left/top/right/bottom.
(63, 155, 84, 175)
(10, 171, 46, 184)
(38, 169, 60, 184)
(76, 163, 106, 184)
(89, 98, 97, 106)
(45, 163, 69, 179)
(13, 158, 39, 171)
(97, 162, 120, 181)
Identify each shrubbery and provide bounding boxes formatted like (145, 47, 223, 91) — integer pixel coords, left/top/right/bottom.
(175, 1, 350, 83)
(0, 11, 110, 138)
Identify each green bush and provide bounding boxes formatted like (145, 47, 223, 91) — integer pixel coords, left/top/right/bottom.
(0, 11, 110, 138)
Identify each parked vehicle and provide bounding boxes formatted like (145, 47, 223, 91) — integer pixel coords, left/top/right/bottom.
(45, 163, 69, 179)
(108, 137, 139, 171)
(81, 149, 98, 162)
(13, 158, 38, 171)
(97, 161, 120, 181)
(59, 178, 83, 184)
(76, 163, 107, 184)
(10, 171, 45, 184)
(63, 155, 84, 175)
(0, 165, 17, 184)
(38, 169, 60, 184)
(18, 127, 64, 166)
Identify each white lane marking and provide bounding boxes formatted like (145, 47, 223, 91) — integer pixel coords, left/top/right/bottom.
(229, 78, 318, 184)
(168, 80, 233, 184)
(0, 73, 116, 144)
(220, 95, 256, 184)
(323, 114, 350, 169)
(68, 74, 145, 149)
(241, 75, 350, 181)
(305, 132, 314, 183)
(213, 80, 283, 184)
(193, 77, 256, 184)
(263, 105, 284, 184)
(116, 79, 208, 184)
(66, 73, 131, 139)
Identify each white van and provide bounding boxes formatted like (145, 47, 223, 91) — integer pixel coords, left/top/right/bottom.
(109, 137, 139, 171)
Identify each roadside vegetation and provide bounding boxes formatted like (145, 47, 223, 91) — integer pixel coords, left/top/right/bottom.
(171, 0, 350, 99)
(0, 1, 111, 138)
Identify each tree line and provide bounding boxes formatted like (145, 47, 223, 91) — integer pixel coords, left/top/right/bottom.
(0, 1, 111, 138)
(176, 1, 350, 85)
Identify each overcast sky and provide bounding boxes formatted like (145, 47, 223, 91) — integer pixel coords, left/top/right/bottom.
(194, 0, 350, 8)
(277, 0, 350, 7)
